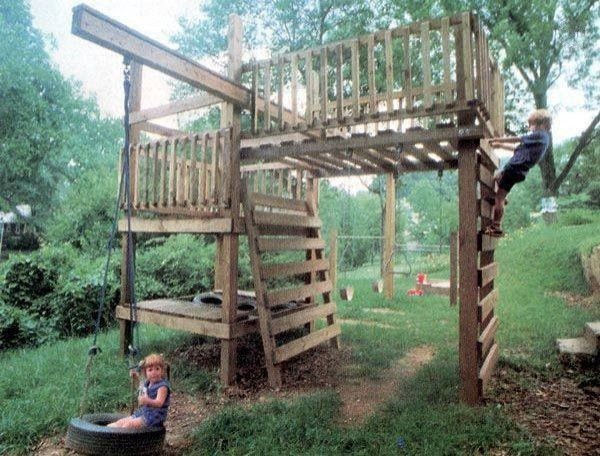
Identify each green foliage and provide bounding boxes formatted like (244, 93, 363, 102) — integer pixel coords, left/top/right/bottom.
(45, 167, 119, 255)
(0, 0, 121, 223)
(0, 246, 120, 349)
(136, 235, 216, 299)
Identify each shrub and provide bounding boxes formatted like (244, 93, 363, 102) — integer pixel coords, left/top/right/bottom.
(0, 256, 56, 310)
(558, 209, 597, 227)
(136, 234, 215, 299)
(0, 303, 57, 349)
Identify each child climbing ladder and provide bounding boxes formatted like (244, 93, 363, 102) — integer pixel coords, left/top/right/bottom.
(486, 109, 552, 237)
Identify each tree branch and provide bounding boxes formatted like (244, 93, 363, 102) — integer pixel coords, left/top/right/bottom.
(551, 109, 600, 193)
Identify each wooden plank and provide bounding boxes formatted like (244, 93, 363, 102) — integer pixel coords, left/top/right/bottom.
(478, 232, 499, 252)
(277, 56, 284, 130)
(189, 135, 198, 205)
(252, 64, 259, 133)
(291, 54, 299, 126)
(478, 159, 495, 190)
(72, 4, 250, 106)
(460, 12, 474, 100)
(198, 133, 208, 205)
(478, 262, 497, 288)
(258, 237, 326, 252)
(118, 217, 233, 233)
(306, 51, 315, 124)
(250, 192, 308, 213)
(336, 44, 344, 122)
(210, 131, 219, 204)
(367, 34, 376, 114)
(241, 179, 282, 387)
(241, 126, 484, 161)
(478, 288, 498, 323)
(263, 63, 271, 132)
(266, 280, 332, 308)
(168, 138, 177, 206)
(129, 93, 221, 124)
(271, 302, 337, 335)
(116, 305, 230, 339)
(450, 230, 458, 306)
(254, 211, 322, 229)
(441, 17, 452, 104)
(320, 47, 328, 123)
(351, 40, 360, 118)
(273, 324, 341, 363)
(478, 315, 498, 359)
(478, 342, 499, 393)
(384, 30, 394, 113)
(160, 140, 168, 206)
(458, 139, 480, 405)
(152, 141, 160, 205)
(402, 27, 412, 110)
(261, 258, 330, 280)
(421, 21, 432, 109)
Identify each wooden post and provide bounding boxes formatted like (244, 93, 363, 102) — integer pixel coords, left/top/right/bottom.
(329, 229, 338, 291)
(119, 61, 143, 357)
(458, 139, 480, 405)
(383, 173, 395, 299)
(217, 14, 243, 386)
(450, 230, 458, 306)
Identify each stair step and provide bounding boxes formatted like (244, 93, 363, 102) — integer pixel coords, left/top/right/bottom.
(584, 322, 600, 349)
(556, 337, 596, 356)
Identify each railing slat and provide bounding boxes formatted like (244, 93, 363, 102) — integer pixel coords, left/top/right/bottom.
(320, 47, 328, 124)
(441, 17, 452, 104)
(152, 141, 159, 206)
(351, 40, 360, 119)
(291, 54, 298, 127)
(402, 28, 412, 111)
(305, 50, 313, 125)
(384, 30, 394, 114)
(421, 22, 432, 109)
(367, 34, 376, 114)
(277, 56, 284, 131)
(263, 63, 271, 132)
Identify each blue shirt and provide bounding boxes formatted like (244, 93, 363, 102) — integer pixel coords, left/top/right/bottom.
(504, 130, 550, 174)
(136, 379, 170, 427)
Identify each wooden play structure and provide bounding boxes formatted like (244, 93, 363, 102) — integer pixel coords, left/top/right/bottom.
(72, 5, 503, 404)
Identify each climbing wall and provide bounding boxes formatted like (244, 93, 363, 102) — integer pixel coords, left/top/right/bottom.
(242, 179, 341, 388)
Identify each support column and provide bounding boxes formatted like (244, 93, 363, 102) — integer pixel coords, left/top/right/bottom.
(218, 14, 243, 386)
(119, 61, 143, 357)
(458, 139, 480, 405)
(383, 173, 395, 299)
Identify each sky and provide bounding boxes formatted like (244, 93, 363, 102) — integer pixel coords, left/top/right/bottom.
(29, 0, 596, 146)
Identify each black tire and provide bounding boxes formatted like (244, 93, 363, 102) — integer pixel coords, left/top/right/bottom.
(65, 413, 165, 455)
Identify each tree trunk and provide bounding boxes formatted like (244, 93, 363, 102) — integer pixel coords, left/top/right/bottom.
(533, 91, 558, 197)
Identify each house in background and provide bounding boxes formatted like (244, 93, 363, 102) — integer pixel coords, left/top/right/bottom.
(0, 205, 38, 255)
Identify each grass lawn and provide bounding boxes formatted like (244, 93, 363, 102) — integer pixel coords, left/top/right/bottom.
(0, 214, 598, 455)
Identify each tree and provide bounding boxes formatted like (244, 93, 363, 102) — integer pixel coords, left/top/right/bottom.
(384, 0, 599, 197)
(0, 0, 121, 221)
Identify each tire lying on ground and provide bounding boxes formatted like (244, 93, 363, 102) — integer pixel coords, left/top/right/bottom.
(65, 413, 166, 456)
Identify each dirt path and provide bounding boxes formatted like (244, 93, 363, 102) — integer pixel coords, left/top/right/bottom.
(337, 345, 435, 426)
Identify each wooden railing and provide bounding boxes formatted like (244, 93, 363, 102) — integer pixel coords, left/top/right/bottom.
(240, 164, 308, 201)
(122, 128, 233, 216)
(241, 12, 503, 137)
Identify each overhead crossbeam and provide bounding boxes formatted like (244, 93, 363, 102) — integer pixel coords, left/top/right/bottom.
(71, 4, 250, 107)
(241, 126, 483, 163)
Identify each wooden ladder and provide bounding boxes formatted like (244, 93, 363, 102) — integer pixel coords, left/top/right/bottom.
(241, 181, 341, 388)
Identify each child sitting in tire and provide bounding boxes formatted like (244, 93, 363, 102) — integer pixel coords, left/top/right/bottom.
(108, 353, 171, 429)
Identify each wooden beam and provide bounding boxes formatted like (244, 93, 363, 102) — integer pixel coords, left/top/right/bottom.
(129, 93, 222, 124)
(117, 217, 233, 233)
(458, 139, 480, 406)
(241, 126, 484, 162)
(138, 122, 186, 137)
(71, 4, 250, 107)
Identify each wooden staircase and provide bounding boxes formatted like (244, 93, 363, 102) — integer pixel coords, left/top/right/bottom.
(241, 180, 341, 388)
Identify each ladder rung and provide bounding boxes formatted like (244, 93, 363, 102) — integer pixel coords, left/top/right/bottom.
(270, 302, 336, 335)
(274, 324, 341, 364)
(266, 280, 332, 308)
(250, 193, 309, 213)
(258, 237, 325, 252)
(261, 258, 330, 279)
(254, 211, 322, 228)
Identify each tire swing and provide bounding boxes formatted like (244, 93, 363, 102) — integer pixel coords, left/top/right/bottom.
(66, 60, 166, 456)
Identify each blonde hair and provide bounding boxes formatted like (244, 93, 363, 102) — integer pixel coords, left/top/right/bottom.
(528, 109, 552, 130)
(140, 353, 168, 379)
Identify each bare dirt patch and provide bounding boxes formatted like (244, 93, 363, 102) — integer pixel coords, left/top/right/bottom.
(489, 365, 600, 456)
(337, 345, 435, 426)
(546, 291, 599, 310)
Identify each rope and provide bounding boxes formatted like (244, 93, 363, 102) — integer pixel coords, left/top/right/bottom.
(78, 59, 140, 416)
